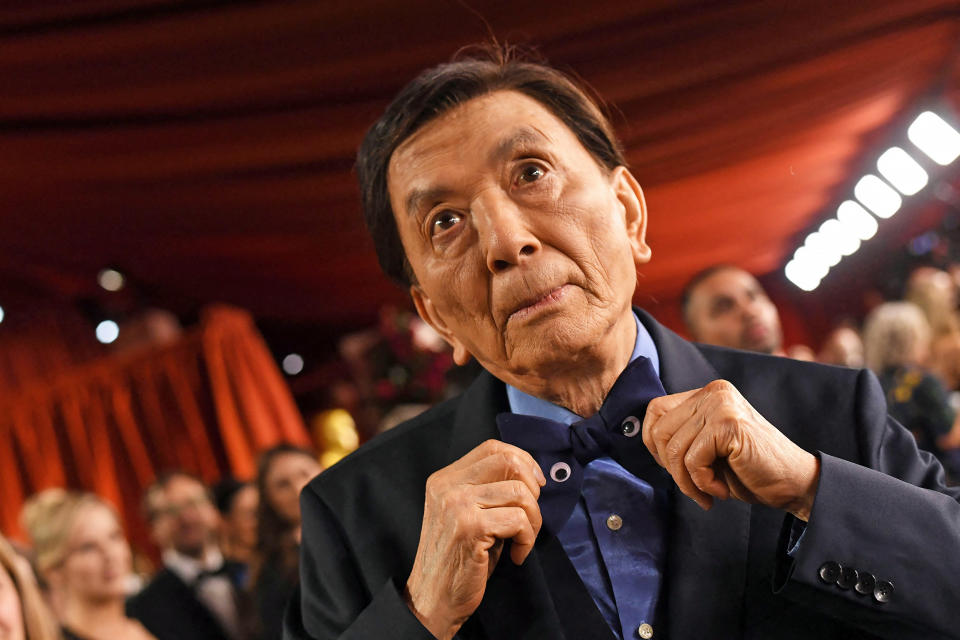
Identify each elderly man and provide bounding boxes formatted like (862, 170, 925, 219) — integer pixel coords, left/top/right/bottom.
(682, 265, 785, 355)
(285, 52, 960, 640)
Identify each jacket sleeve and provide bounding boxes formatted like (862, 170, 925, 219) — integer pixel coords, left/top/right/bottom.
(283, 484, 437, 640)
(775, 368, 960, 639)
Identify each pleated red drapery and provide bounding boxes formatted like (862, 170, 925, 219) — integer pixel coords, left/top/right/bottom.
(0, 305, 309, 554)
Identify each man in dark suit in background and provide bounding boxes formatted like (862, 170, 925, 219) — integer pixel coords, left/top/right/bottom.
(285, 50, 960, 639)
(129, 471, 249, 640)
(682, 265, 785, 356)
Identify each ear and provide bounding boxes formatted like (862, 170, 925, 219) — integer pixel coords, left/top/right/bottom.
(410, 285, 473, 366)
(611, 166, 652, 266)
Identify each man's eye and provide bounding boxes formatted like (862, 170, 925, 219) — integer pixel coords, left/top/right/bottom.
(430, 211, 461, 236)
(518, 164, 544, 184)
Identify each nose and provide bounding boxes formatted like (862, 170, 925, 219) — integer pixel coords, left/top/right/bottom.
(473, 190, 541, 274)
(739, 297, 761, 321)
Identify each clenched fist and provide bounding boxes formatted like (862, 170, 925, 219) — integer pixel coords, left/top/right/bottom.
(405, 440, 546, 640)
(642, 379, 820, 521)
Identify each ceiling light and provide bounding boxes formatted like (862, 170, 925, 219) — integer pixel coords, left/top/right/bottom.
(836, 200, 878, 240)
(804, 231, 841, 267)
(97, 268, 125, 292)
(876, 147, 928, 195)
(784, 259, 821, 292)
(0, 305, 4, 324)
(819, 219, 860, 256)
(908, 111, 960, 165)
(792, 246, 829, 280)
(95, 320, 119, 344)
(854, 175, 901, 218)
(282, 353, 304, 375)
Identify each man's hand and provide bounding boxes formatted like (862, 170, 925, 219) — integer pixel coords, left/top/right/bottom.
(643, 380, 820, 521)
(405, 440, 546, 640)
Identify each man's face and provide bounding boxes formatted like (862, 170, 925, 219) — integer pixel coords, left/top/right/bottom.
(387, 91, 650, 385)
(685, 268, 783, 354)
(150, 475, 219, 559)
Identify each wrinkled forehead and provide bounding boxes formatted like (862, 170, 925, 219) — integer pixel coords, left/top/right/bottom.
(386, 91, 592, 210)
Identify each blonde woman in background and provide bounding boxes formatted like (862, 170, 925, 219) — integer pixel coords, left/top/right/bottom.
(21, 489, 155, 640)
(863, 301, 960, 481)
(0, 533, 61, 640)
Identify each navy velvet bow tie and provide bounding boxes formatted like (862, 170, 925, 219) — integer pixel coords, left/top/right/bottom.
(496, 355, 669, 534)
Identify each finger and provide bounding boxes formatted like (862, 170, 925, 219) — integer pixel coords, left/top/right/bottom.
(476, 506, 538, 565)
(644, 387, 709, 467)
(461, 449, 544, 500)
(644, 388, 701, 431)
(471, 480, 542, 534)
(455, 440, 546, 487)
(684, 425, 735, 502)
(659, 412, 714, 511)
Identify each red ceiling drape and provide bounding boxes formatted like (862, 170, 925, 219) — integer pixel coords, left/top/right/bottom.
(1, 1, 958, 341)
(0, 305, 309, 553)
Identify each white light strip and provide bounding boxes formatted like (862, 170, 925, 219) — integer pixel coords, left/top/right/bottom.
(908, 111, 960, 166)
(784, 259, 821, 291)
(877, 147, 928, 195)
(819, 218, 860, 256)
(804, 231, 841, 267)
(854, 175, 902, 218)
(836, 201, 877, 240)
(786, 109, 958, 291)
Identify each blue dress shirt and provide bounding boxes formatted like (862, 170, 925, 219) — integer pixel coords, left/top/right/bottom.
(506, 314, 668, 640)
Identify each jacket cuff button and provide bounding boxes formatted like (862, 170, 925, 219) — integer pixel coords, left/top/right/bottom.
(854, 571, 876, 596)
(873, 580, 894, 604)
(818, 561, 842, 584)
(836, 566, 858, 590)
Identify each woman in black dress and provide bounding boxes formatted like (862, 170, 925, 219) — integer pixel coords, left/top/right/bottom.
(250, 445, 321, 640)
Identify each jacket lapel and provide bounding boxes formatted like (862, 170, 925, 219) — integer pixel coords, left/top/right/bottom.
(639, 309, 752, 637)
(448, 370, 614, 639)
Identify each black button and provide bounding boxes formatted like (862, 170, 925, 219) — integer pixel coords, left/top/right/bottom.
(855, 571, 876, 596)
(873, 580, 894, 604)
(818, 561, 842, 584)
(836, 566, 858, 590)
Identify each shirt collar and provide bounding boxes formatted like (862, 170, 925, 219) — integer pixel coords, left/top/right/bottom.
(162, 547, 224, 584)
(506, 312, 660, 425)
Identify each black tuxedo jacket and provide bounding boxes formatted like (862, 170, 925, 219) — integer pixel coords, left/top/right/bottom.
(285, 311, 960, 639)
(127, 564, 242, 640)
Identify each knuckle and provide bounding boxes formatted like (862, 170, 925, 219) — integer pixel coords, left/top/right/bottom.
(706, 379, 735, 394)
(481, 439, 503, 453)
(424, 472, 442, 498)
(653, 431, 671, 451)
(665, 438, 686, 464)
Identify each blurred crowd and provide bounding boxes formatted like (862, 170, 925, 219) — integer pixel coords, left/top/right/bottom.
(2, 444, 322, 640)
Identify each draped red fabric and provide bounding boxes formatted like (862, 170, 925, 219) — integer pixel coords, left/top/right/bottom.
(1, 1, 958, 342)
(0, 306, 309, 553)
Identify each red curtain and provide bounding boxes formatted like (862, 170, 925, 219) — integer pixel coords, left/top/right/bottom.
(0, 305, 309, 554)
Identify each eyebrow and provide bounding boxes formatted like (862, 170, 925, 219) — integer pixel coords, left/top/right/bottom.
(404, 186, 456, 220)
(402, 127, 550, 218)
(491, 127, 548, 164)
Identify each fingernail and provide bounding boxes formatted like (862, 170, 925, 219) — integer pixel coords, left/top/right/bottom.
(533, 464, 546, 486)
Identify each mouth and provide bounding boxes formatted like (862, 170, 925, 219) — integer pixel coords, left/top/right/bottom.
(744, 322, 770, 342)
(507, 285, 569, 324)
